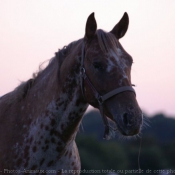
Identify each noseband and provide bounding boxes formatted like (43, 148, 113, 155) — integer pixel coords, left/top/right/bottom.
(80, 41, 136, 139)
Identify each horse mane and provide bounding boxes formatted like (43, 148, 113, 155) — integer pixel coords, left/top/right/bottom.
(1, 40, 80, 105)
(96, 29, 119, 53)
(1, 31, 115, 105)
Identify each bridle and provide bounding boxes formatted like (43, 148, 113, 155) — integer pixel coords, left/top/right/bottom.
(80, 41, 136, 139)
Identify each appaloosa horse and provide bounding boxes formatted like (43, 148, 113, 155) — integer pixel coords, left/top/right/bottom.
(0, 12, 142, 174)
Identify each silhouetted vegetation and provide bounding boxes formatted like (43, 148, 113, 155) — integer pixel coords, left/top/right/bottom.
(76, 110, 175, 175)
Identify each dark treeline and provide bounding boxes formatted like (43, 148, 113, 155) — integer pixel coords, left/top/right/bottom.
(76, 110, 175, 175)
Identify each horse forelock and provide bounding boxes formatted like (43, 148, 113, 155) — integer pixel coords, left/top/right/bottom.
(96, 29, 131, 86)
(96, 29, 119, 54)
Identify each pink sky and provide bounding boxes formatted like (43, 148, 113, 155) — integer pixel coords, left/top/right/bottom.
(0, 1, 175, 117)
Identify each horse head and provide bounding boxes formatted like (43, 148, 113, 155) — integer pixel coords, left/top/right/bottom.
(81, 13, 142, 139)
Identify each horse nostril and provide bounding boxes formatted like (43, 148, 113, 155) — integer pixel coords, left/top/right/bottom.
(123, 113, 133, 126)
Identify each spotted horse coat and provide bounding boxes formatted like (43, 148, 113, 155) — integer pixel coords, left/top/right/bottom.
(0, 12, 142, 175)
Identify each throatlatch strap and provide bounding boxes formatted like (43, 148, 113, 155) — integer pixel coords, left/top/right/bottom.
(99, 104, 110, 140)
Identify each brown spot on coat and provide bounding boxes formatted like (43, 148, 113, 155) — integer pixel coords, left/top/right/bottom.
(32, 146, 37, 152)
(40, 158, 45, 166)
(61, 123, 64, 130)
(24, 145, 29, 157)
(47, 160, 54, 167)
(50, 119, 56, 126)
(30, 164, 37, 169)
(56, 146, 62, 153)
(29, 136, 33, 144)
(40, 123, 44, 129)
(45, 139, 49, 144)
(51, 137, 56, 143)
(16, 158, 22, 166)
(45, 125, 49, 130)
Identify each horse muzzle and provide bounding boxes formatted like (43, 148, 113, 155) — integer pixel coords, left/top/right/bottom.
(104, 94, 143, 137)
(116, 111, 142, 136)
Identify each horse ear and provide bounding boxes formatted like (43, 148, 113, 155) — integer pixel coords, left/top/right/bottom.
(85, 12, 97, 40)
(110, 12, 129, 39)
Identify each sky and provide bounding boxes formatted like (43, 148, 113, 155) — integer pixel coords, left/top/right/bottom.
(0, 0, 175, 117)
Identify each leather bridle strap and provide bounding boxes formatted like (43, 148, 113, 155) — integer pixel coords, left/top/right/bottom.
(80, 41, 136, 139)
(99, 86, 135, 103)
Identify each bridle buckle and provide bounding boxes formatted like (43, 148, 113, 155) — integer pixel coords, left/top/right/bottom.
(80, 67, 85, 74)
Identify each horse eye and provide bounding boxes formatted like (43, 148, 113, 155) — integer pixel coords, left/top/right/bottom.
(93, 62, 103, 70)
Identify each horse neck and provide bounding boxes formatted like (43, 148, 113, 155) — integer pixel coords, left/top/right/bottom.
(55, 41, 89, 141)
(26, 41, 88, 144)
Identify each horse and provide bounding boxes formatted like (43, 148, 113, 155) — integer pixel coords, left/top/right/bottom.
(0, 12, 142, 174)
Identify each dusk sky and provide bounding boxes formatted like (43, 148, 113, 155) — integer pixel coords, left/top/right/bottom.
(0, 1, 175, 117)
